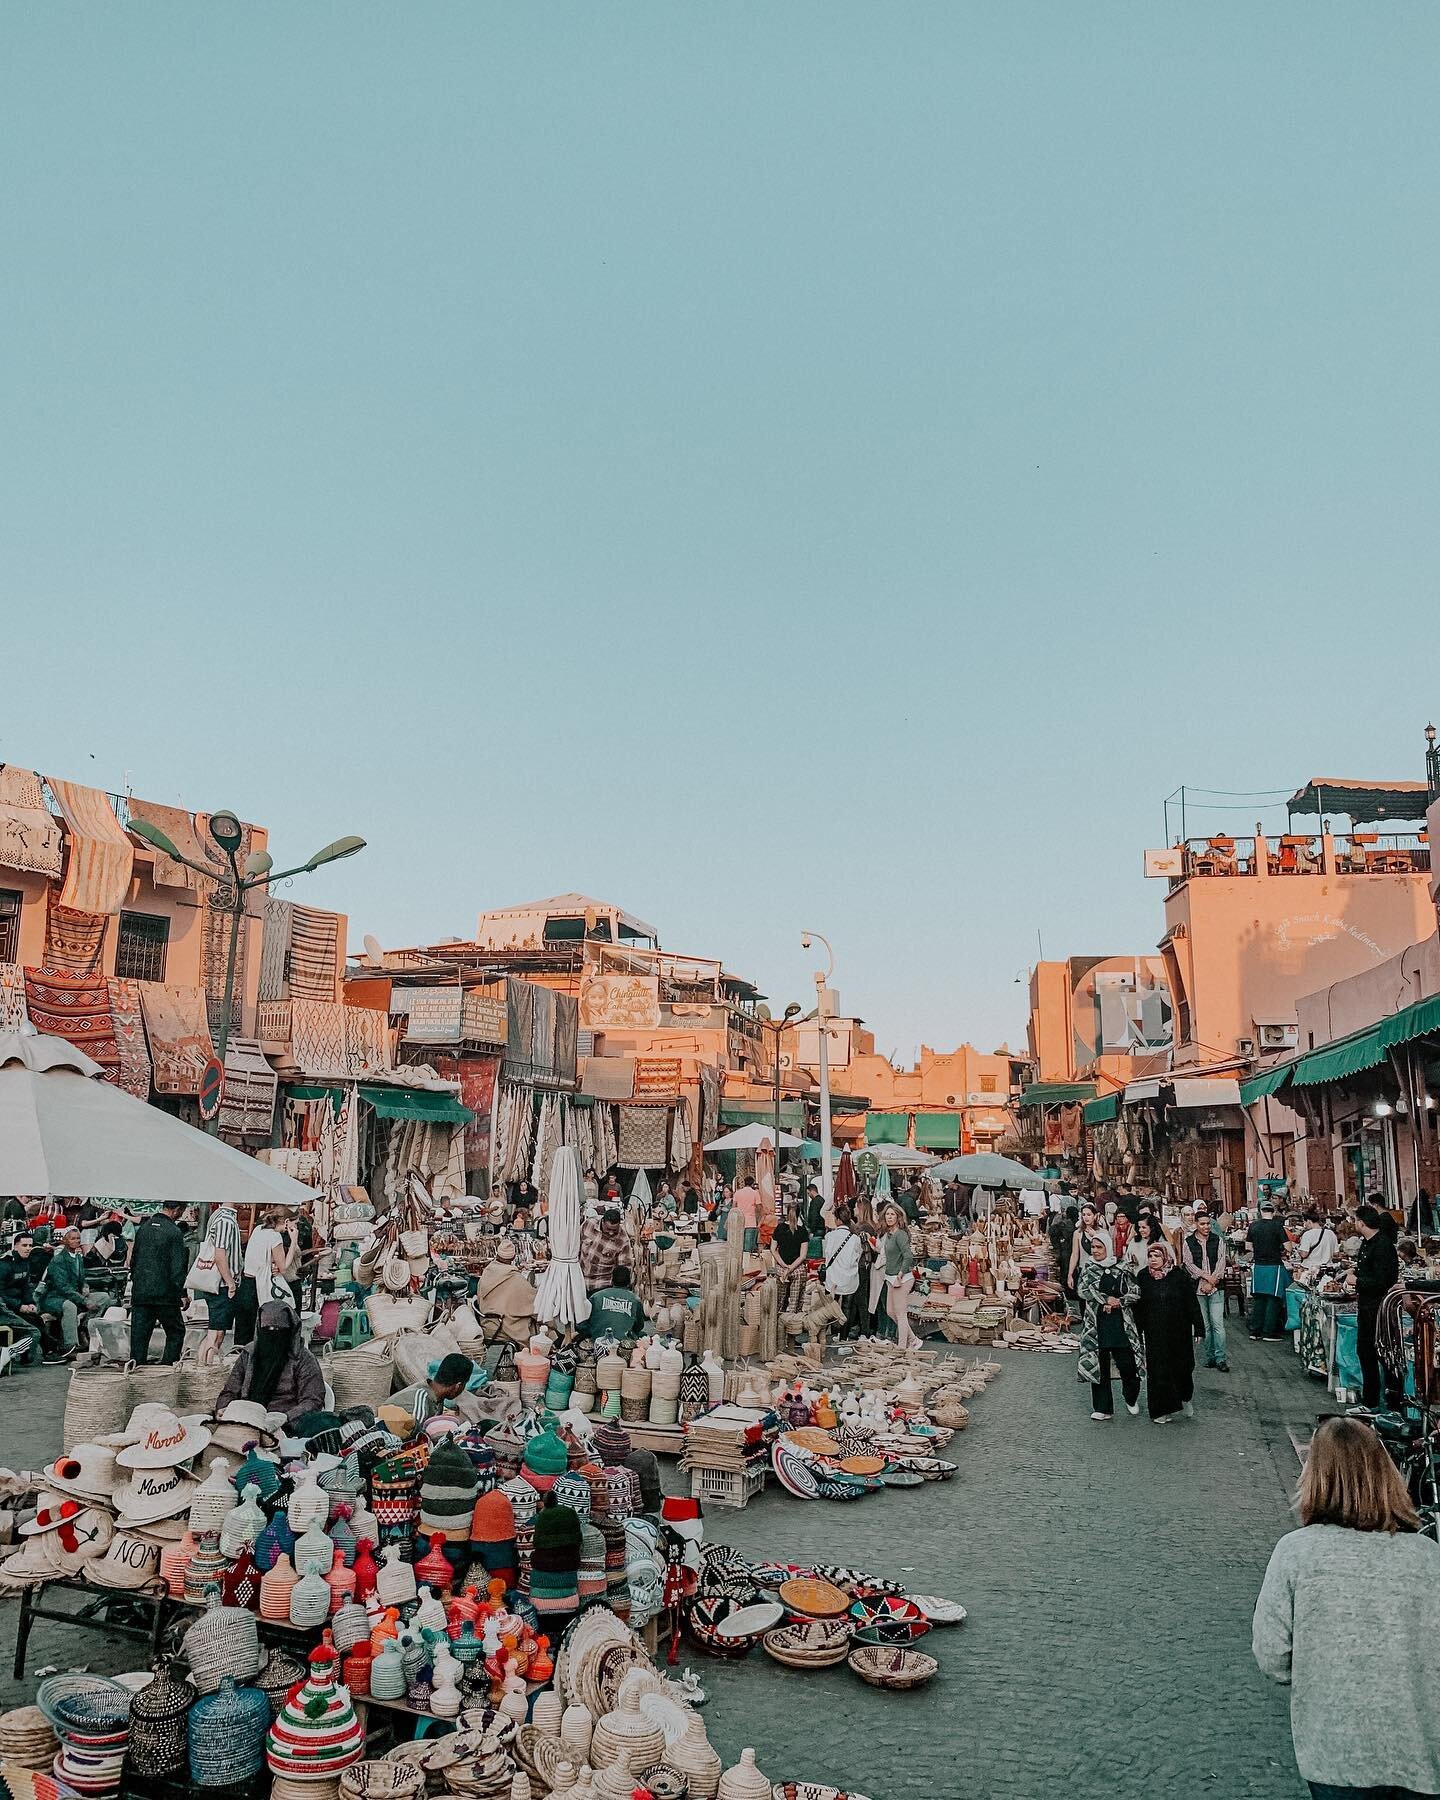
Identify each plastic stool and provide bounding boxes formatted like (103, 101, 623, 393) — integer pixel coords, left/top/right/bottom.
(332, 1308, 372, 1352)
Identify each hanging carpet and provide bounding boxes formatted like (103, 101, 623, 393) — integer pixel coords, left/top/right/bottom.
(105, 977, 153, 1100)
(24, 968, 121, 1078)
(218, 1036, 278, 1138)
(617, 1104, 668, 1169)
(47, 778, 134, 916)
(258, 897, 293, 1001)
(0, 963, 29, 1031)
(287, 905, 340, 1001)
(43, 900, 108, 976)
(138, 983, 213, 1095)
(0, 766, 62, 877)
(633, 1056, 682, 1100)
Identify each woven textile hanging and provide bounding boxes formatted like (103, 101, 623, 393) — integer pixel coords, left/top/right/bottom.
(24, 968, 120, 1078)
(42, 899, 108, 976)
(258, 898, 293, 1001)
(0, 765, 62, 877)
(201, 902, 247, 1042)
(105, 977, 153, 1099)
(617, 1105, 667, 1170)
(138, 984, 213, 1094)
(0, 963, 28, 1031)
(288, 906, 340, 1001)
(47, 778, 133, 915)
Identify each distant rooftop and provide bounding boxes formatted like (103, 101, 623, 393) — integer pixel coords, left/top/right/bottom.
(475, 893, 659, 951)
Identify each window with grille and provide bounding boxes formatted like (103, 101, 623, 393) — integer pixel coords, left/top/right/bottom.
(115, 911, 169, 983)
(0, 890, 20, 964)
(979, 1074, 998, 1093)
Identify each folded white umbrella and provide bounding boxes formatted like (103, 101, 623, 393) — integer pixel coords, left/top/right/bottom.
(533, 1143, 591, 1327)
(0, 1031, 316, 1208)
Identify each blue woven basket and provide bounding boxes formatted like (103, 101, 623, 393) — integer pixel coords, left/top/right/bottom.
(187, 1676, 268, 1787)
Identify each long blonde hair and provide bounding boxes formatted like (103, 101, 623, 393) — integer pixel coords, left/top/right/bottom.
(1299, 1417, 1419, 1534)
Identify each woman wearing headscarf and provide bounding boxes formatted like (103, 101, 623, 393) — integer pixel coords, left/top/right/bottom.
(1066, 1201, 1108, 1303)
(1076, 1235, 1143, 1421)
(217, 1299, 326, 1429)
(1134, 1241, 1204, 1423)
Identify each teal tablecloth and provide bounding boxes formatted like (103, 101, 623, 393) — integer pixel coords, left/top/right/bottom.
(1334, 1313, 1363, 1392)
(1285, 1286, 1306, 1331)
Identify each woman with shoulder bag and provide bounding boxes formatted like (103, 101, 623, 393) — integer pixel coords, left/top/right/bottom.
(190, 1201, 241, 1366)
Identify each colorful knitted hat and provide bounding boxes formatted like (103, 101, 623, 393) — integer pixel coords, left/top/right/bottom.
(418, 1439, 479, 1543)
(528, 1502, 581, 1618)
(467, 1489, 517, 1586)
(521, 1424, 569, 1494)
(590, 1421, 632, 1464)
(265, 1635, 364, 1780)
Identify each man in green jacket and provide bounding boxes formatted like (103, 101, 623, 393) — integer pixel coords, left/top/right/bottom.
(37, 1226, 89, 1362)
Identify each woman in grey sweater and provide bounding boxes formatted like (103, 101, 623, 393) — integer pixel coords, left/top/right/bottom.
(1253, 1416, 1440, 1797)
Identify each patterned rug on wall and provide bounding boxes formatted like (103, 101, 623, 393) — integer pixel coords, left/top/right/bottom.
(24, 968, 121, 1078)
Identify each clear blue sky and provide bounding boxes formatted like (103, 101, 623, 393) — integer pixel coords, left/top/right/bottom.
(3, 4, 1438, 1063)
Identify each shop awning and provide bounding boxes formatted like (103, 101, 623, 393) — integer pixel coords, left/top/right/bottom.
(1287, 778, 1431, 823)
(1291, 1026, 1388, 1088)
(1378, 993, 1440, 1052)
(358, 1084, 474, 1124)
(1171, 1076, 1242, 1109)
(1124, 1078, 1163, 1104)
(719, 1100, 805, 1130)
(1082, 1093, 1119, 1125)
(865, 1111, 911, 1146)
(913, 1113, 961, 1150)
(1239, 1063, 1296, 1106)
(1016, 1081, 1096, 1108)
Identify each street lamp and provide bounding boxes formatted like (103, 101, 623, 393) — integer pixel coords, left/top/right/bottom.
(755, 1001, 803, 1167)
(128, 811, 365, 1109)
(801, 931, 836, 1210)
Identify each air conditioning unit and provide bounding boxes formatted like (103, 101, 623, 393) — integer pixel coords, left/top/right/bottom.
(1257, 1023, 1299, 1051)
(1236, 1037, 1256, 1057)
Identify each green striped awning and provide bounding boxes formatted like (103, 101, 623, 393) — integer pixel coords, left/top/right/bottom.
(719, 1101, 805, 1129)
(1017, 1082, 1096, 1108)
(912, 1113, 961, 1150)
(359, 1085, 474, 1124)
(1239, 1063, 1296, 1106)
(1378, 993, 1440, 1051)
(1291, 1027, 1387, 1088)
(1082, 1093, 1119, 1125)
(865, 1112, 910, 1146)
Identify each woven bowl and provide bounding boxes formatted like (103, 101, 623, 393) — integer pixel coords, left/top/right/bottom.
(846, 1646, 938, 1691)
(339, 1760, 426, 1799)
(761, 1618, 851, 1670)
(777, 1578, 849, 1620)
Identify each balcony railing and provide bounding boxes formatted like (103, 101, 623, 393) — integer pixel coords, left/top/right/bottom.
(1173, 833, 1429, 883)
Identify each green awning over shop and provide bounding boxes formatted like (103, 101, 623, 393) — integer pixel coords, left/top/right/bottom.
(359, 1085, 474, 1124)
(865, 1112, 910, 1146)
(287, 1084, 342, 1103)
(1292, 1027, 1387, 1088)
(913, 1114, 961, 1150)
(1082, 1093, 1119, 1125)
(1378, 993, 1440, 1051)
(719, 1101, 805, 1129)
(1239, 1063, 1296, 1106)
(1017, 1081, 1096, 1108)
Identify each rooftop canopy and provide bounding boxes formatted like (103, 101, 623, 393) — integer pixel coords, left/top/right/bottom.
(1287, 779, 1432, 824)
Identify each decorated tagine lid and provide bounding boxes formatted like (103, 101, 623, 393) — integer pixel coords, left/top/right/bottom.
(265, 1633, 364, 1780)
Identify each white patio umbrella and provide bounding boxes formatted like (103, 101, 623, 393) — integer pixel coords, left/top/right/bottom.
(534, 1144, 591, 1327)
(703, 1122, 803, 1152)
(628, 1167, 652, 1218)
(0, 1031, 316, 1208)
(926, 1151, 1040, 1190)
(860, 1143, 935, 1169)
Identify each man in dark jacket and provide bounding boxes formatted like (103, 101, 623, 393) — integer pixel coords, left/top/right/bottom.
(0, 1234, 44, 1366)
(1246, 1199, 1291, 1341)
(129, 1200, 189, 1365)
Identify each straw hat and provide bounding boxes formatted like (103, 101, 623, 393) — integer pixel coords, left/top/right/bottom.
(39, 1444, 122, 1505)
(115, 1407, 213, 1470)
(89, 1530, 163, 1591)
(20, 1495, 104, 1540)
(206, 1400, 284, 1454)
(114, 1465, 200, 1527)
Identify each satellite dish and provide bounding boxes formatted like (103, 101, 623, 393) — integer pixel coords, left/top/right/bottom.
(755, 1003, 773, 1022)
(362, 933, 383, 968)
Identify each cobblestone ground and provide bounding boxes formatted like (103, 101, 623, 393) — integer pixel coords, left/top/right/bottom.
(0, 1331, 1329, 1797)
